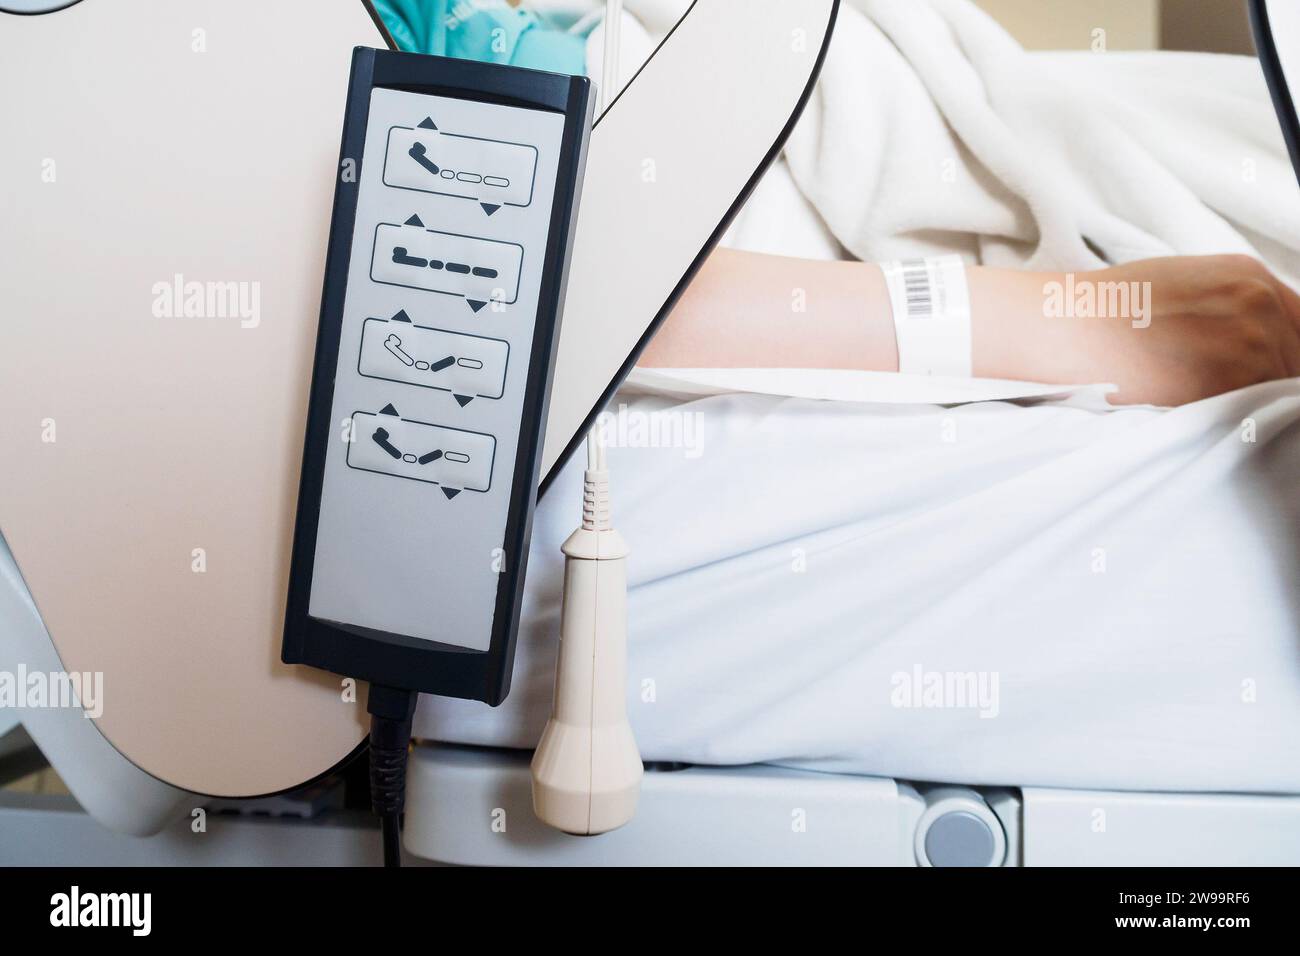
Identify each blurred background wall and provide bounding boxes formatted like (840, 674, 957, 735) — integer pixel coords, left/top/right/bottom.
(973, 0, 1255, 54)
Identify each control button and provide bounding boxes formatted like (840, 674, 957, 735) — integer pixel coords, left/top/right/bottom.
(358, 312, 508, 406)
(371, 215, 522, 310)
(347, 404, 495, 495)
(383, 118, 537, 217)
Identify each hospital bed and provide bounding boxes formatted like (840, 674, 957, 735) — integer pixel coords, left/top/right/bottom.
(398, 357, 1300, 866)
(8, 361, 1299, 865)
(398, 117, 1300, 864)
(4, 0, 1300, 867)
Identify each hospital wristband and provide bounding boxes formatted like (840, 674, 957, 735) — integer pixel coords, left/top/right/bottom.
(881, 255, 973, 377)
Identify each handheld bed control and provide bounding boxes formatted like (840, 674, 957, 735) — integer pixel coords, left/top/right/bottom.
(283, 47, 593, 706)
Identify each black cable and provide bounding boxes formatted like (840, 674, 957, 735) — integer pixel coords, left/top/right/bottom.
(367, 683, 418, 868)
(380, 810, 401, 867)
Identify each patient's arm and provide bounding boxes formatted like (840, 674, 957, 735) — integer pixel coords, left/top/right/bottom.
(641, 249, 1300, 406)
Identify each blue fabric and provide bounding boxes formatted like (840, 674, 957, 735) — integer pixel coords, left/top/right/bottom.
(372, 0, 587, 74)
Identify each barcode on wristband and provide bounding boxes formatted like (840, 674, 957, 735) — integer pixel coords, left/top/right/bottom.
(881, 254, 972, 377)
(899, 258, 933, 319)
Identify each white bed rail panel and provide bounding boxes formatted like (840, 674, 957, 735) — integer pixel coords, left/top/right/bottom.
(1022, 788, 1300, 866)
(407, 745, 1300, 866)
(405, 744, 923, 866)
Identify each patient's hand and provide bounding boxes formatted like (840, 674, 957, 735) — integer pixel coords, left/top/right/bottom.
(977, 255, 1300, 405)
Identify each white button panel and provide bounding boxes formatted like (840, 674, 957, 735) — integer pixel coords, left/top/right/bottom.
(309, 86, 565, 651)
(370, 218, 523, 305)
(383, 121, 538, 212)
(347, 407, 495, 493)
(357, 313, 509, 404)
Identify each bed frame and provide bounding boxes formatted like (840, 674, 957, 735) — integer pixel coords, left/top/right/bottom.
(403, 743, 1300, 866)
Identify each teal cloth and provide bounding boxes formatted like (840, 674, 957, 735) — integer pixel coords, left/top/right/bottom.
(372, 0, 587, 74)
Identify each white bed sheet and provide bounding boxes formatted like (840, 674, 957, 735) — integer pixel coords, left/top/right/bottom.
(415, 379, 1300, 793)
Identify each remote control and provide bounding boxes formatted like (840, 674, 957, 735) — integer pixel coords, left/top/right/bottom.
(283, 47, 592, 705)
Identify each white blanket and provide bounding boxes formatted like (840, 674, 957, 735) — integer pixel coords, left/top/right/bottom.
(785, 0, 1300, 277)
(417, 379, 1300, 793)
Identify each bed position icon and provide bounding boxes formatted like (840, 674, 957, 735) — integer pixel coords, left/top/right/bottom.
(346, 403, 495, 498)
(358, 311, 508, 406)
(371, 214, 523, 311)
(383, 117, 538, 216)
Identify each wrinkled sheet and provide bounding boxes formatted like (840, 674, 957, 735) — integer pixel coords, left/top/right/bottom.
(417, 381, 1300, 792)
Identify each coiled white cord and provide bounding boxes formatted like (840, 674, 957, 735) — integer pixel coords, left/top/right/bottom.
(582, 448, 611, 531)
